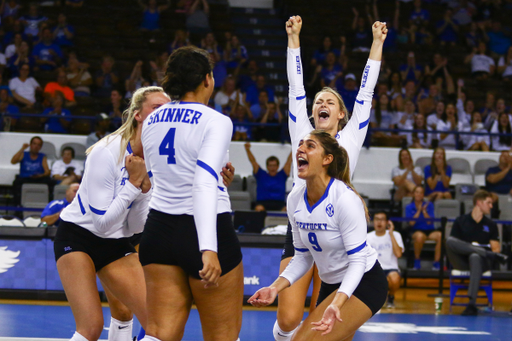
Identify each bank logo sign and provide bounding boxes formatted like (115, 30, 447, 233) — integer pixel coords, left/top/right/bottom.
(0, 246, 20, 273)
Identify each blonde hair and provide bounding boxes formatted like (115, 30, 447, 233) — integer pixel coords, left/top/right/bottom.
(86, 86, 168, 163)
(313, 87, 349, 131)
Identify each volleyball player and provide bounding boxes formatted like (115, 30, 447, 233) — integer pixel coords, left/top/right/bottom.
(249, 130, 387, 341)
(273, 16, 387, 340)
(138, 46, 243, 341)
(54, 86, 171, 341)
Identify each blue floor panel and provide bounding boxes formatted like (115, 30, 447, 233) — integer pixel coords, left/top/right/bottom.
(0, 304, 510, 340)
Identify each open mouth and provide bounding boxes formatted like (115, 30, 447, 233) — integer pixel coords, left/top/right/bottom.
(318, 109, 330, 121)
(297, 156, 309, 171)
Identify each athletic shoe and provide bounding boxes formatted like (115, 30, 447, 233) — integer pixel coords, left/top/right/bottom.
(432, 261, 440, 270)
(386, 295, 395, 308)
(461, 304, 478, 316)
(413, 259, 421, 270)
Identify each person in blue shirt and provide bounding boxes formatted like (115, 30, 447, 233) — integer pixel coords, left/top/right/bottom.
(436, 9, 459, 46)
(10, 136, 52, 206)
(244, 142, 292, 212)
(405, 185, 440, 270)
(486, 151, 512, 202)
(336, 73, 358, 114)
(52, 13, 74, 47)
(424, 147, 452, 201)
(41, 183, 79, 226)
(32, 27, 63, 71)
(138, 0, 171, 31)
(20, 3, 47, 38)
(409, 0, 430, 25)
(41, 92, 71, 134)
(245, 74, 275, 106)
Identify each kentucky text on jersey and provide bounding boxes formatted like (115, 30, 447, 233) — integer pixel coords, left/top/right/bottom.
(296, 221, 328, 230)
(147, 108, 203, 125)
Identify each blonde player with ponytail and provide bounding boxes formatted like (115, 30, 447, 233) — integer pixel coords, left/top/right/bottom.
(249, 130, 387, 341)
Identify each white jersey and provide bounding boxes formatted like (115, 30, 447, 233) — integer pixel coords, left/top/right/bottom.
(281, 179, 378, 298)
(141, 101, 232, 253)
(367, 230, 404, 271)
(60, 135, 151, 239)
(287, 47, 380, 185)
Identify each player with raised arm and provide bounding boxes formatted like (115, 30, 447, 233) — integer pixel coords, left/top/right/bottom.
(272, 15, 387, 341)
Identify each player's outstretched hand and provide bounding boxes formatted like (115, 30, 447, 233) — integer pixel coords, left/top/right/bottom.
(286, 15, 302, 36)
(311, 304, 343, 335)
(199, 250, 221, 288)
(372, 21, 388, 43)
(247, 286, 278, 307)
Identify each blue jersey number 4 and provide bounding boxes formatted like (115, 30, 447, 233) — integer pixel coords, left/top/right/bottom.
(308, 232, 323, 252)
(159, 128, 176, 164)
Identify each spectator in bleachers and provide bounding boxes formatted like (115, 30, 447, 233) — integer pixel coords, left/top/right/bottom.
(0, 88, 19, 130)
(19, 3, 47, 39)
(168, 29, 190, 54)
(418, 84, 441, 116)
(424, 147, 452, 201)
(446, 190, 504, 316)
(350, 6, 372, 52)
(8, 40, 33, 76)
(465, 41, 495, 80)
(479, 90, 496, 123)
(94, 55, 119, 97)
(409, 0, 430, 25)
(186, 0, 210, 36)
(105, 89, 126, 128)
(244, 141, 291, 211)
(32, 27, 63, 71)
(66, 57, 92, 97)
(483, 97, 506, 131)
(403, 79, 418, 105)
(41, 182, 79, 226)
(4, 32, 22, 59)
(465, 22, 483, 49)
(370, 93, 402, 146)
(436, 8, 459, 46)
(497, 45, 512, 81)
(125, 60, 148, 99)
(486, 150, 512, 203)
(138, 0, 171, 32)
(10, 136, 52, 206)
(149, 51, 168, 85)
(425, 53, 450, 89)
(437, 102, 462, 149)
(475, 0, 498, 23)
(214, 76, 244, 115)
(86, 113, 111, 148)
(377, 56, 392, 84)
(9, 62, 41, 107)
(482, 20, 511, 57)
(310, 36, 339, 68)
(249, 89, 268, 121)
(245, 74, 274, 106)
(52, 13, 74, 48)
(388, 71, 404, 108)
(372, 0, 399, 52)
(396, 99, 416, 139)
(462, 111, 490, 151)
(202, 33, 227, 90)
(51, 146, 82, 185)
(2, 0, 21, 20)
(237, 59, 258, 92)
(4, 19, 26, 44)
(408, 113, 433, 148)
(257, 99, 283, 142)
(451, 0, 475, 26)
(400, 51, 423, 82)
(411, 22, 434, 46)
(367, 211, 404, 309)
(405, 185, 440, 270)
(392, 148, 424, 201)
(231, 97, 253, 141)
(490, 112, 512, 151)
(43, 69, 76, 106)
(318, 51, 344, 88)
(225, 35, 248, 71)
(336, 73, 358, 114)
(41, 92, 71, 134)
(65, 0, 84, 7)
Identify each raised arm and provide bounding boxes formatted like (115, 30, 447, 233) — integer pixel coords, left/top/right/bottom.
(244, 142, 260, 174)
(11, 143, 29, 164)
(283, 151, 293, 177)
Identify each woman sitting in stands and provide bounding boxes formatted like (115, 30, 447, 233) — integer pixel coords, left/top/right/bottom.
(391, 149, 423, 201)
(424, 147, 452, 201)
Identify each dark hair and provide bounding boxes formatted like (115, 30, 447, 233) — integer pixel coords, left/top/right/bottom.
(441, 102, 458, 125)
(309, 130, 369, 221)
(473, 189, 492, 206)
(162, 46, 213, 100)
(373, 211, 388, 220)
(62, 146, 75, 158)
(374, 94, 393, 126)
(412, 113, 428, 144)
(398, 148, 412, 169)
(266, 156, 279, 167)
(30, 136, 43, 145)
(498, 112, 512, 146)
(430, 147, 447, 177)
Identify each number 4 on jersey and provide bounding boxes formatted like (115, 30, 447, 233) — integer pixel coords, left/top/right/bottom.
(159, 127, 176, 164)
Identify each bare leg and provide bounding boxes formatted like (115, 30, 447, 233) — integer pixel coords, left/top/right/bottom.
(387, 272, 401, 296)
(57, 252, 104, 341)
(412, 231, 427, 260)
(428, 231, 442, 262)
